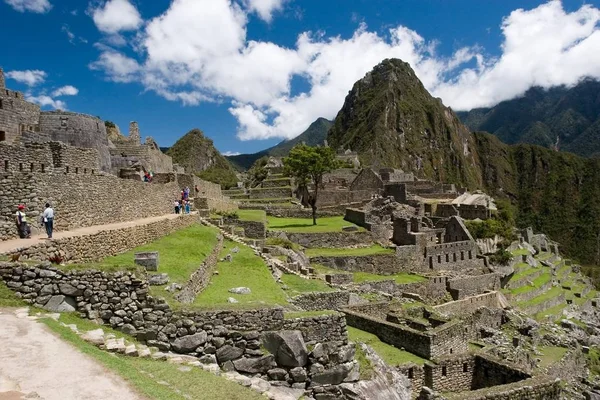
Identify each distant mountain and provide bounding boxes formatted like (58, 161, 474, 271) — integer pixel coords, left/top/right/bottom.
(327, 58, 482, 188)
(167, 129, 238, 188)
(457, 79, 600, 157)
(226, 118, 332, 170)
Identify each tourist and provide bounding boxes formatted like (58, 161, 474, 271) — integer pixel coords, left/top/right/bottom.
(174, 199, 180, 214)
(185, 200, 191, 214)
(15, 205, 30, 239)
(184, 186, 190, 200)
(42, 203, 54, 239)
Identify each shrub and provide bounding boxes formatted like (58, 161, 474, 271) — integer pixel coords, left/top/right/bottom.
(197, 167, 238, 190)
(490, 248, 512, 266)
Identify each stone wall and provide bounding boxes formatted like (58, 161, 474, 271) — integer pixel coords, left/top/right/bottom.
(447, 274, 500, 300)
(520, 292, 566, 315)
(39, 111, 111, 172)
(397, 364, 425, 393)
(279, 232, 374, 248)
(344, 208, 369, 229)
(433, 292, 502, 317)
(443, 377, 561, 400)
(309, 254, 400, 275)
(233, 220, 266, 239)
(290, 292, 351, 311)
(424, 241, 482, 272)
(424, 354, 476, 392)
(0, 87, 41, 144)
(248, 187, 292, 199)
(4, 214, 198, 263)
(472, 354, 530, 389)
(266, 208, 342, 218)
(317, 190, 375, 207)
(0, 261, 353, 392)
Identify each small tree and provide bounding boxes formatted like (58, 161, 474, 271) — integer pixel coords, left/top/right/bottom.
(283, 144, 338, 225)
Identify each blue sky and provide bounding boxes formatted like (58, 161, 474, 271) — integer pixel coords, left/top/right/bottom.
(2, 0, 600, 155)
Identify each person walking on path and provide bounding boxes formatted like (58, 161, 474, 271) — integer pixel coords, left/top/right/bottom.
(173, 200, 180, 214)
(42, 203, 54, 239)
(15, 205, 30, 239)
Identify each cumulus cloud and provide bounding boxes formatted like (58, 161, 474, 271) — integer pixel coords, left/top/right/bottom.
(4, 0, 51, 13)
(52, 85, 79, 97)
(89, 0, 600, 141)
(5, 70, 47, 86)
(25, 94, 67, 110)
(243, 0, 287, 22)
(91, 0, 143, 34)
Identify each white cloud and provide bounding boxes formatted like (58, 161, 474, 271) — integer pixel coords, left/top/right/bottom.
(91, 0, 143, 34)
(52, 85, 79, 97)
(4, 0, 51, 13)
(89, 0, 600, 141)
(5, 70, 47, 86)
(62, 24, 75, 43)
(243, 0, 287, 22)
(25, 94, 67, 110)
(223, 151, 241, 156)
(89, 49, 140, 82)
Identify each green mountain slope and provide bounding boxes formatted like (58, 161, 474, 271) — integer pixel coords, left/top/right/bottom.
(167, 129, 238, 188)
(458, 79, 600, 156)
(327, 58, 482, 189)
(226, 118, 332, 171)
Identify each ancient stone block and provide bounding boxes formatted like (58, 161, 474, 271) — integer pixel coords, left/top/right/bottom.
(261, 330, 308, 367)
(135, 252, 159, 271)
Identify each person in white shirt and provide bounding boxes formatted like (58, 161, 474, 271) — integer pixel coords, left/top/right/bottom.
(43, 203, 54, 239)
(15, 204, 30, 239)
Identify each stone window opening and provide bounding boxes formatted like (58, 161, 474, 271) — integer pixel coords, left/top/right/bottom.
(91, 169, 95, 174)
(41, 164, 45, 172)
(468, 250, 472, 259)
(0, 131, 5, 141)
(30, 163, 34, 172)
(65, 166, 69, 173)
(463, 363, 468, 372)
(461, 251, 464, 261)
(75, 167, 79, 174)
(437, 255, 441, 264)
(408, 368, 414, 379)
(4, 160, 8, 170)
(19, 163, 23, 171)
(453, 253, 457, 262)
(446, 254, 449, 262)
(450, 348, 453, 354)
(84, 168, 87, 174)
(0, 99, 3, 109)
(429, 257, 433, 269)
(442, 366, 447, 376)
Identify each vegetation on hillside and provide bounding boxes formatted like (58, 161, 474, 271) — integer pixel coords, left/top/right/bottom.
(104, 120, 116, 129)
(244, 156, 269, 188)
(458, 79, 600, 157)
(167, 129, 238, 188)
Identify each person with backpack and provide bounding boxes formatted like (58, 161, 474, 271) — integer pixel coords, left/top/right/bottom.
(15, 205, 30, 239)
(43, 203, 54, 239)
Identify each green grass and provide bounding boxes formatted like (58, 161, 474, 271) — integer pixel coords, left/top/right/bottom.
(347, 327, 427, 366)
(267, 215, 363, 233)
(538, 346, 568, 369)
(352, 271, 426, 285)
(192, 241, 289, 309)
(534, 302, 568, 321)
(40, 315, 262, 400)
(236, 210, 266, 222)
(280, 274, 335, 295)
(102, 225, 219, 284)
(518, 286, 563, 308)
(511, 248, 531, 256)
(355, 344, 375, 380)
(510, 263, 540, 281)
(0, 281, 25, 307)
(509, 273, 552, 295)
(284, 310, 339, 319)
(305, 245, 394, 257)
(536, 252, 553, 261)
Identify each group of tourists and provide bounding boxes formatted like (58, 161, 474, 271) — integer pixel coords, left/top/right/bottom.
(15, 203, 54, 240)
(174, 199, 191, 214)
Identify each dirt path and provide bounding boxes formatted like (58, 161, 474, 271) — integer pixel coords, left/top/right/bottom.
(0, 308, 146, 400)
(0, 213, 183, 255)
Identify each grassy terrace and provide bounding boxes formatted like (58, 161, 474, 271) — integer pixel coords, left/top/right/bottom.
(510, 263, 539, 281)
(536, 252, 554, 261)
(517, 286, 563, 308)
(311, 263, 426, 285)
(538, 346, 568, 369)
(236, 209, 267, 222)
(192, 240, 289, 309)
(305, 245, 394, 257)
(280, 274, 335, 295)
(509, 272, 552, 295)
(0, 280, 23, 307)
(347, 327, 427, 366)
(511, 248, 531, 256)
(267, 215, 362, 233)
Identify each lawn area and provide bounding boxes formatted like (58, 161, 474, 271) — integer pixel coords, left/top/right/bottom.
(280, 274, 335, 295)
(534, 302, 568, 321)
(0, 280, 25, 307)
(510, 263, 539, 281)
(509, 273, 552, 295)
(236, 209, 266, 222)
(353, 271, 427, 285)
(305, 245, 394, 257)
(267, 215, 362, 233)
(511, 248, 531, 256)
(538, 346, 568, 369)
(192, 240, 289, 309)
(518, 286, 563, 308)
(102, 224, 219, 284)
(41, 314, 262, 400)
(347, 327, 427, 366)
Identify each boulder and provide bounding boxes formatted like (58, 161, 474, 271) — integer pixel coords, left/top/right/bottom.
(172, 332, 208, 353)
(233, 355, 276, 374)
(227, 297, 239, 303)
(289, 367, 307, 383)
(134, 252, 159, 271)
(148, 273, 169, 286)
(310, 363, 354, 386)
(216, 345, 245, 363)
(43, 295, 76, 312)
(261, 331, 308, 367)
(58, 283, 83, 297)
(229, 287, 251, 295)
